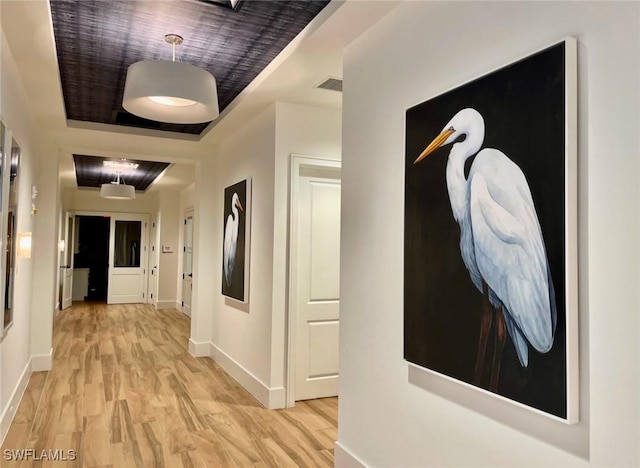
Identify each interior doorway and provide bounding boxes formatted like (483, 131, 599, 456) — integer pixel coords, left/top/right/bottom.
(287, 155, 342, 405)
(182, 209, 194, 316)
(61, 210, 149, 306)
(74, 215, 110, 302)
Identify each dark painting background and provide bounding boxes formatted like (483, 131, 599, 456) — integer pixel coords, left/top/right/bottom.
(404, 42, 567, 418)
(222, 179, 247, 302)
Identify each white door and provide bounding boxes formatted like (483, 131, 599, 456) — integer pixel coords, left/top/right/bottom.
(293, 162, 341, 401)
(148, 214, 159, 307)
(182, 210, 194, 316)
(108, 214, 148, 304)
(61, 212, 75, 309)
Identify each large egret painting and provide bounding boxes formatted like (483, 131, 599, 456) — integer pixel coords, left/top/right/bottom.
(222, 178, 251, 302)
(404, 40, 577, 422)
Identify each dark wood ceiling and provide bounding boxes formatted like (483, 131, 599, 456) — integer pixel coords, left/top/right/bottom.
(73, 154, 170, 191)
(50, 0, 331, 135)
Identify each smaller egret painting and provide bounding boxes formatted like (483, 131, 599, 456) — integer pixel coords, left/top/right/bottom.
(222, 178, 251, 302)
(404, 39, 578, 422)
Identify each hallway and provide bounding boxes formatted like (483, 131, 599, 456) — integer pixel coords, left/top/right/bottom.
(1, 304, 337, 467)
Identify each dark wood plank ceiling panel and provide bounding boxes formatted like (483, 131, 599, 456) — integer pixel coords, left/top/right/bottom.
(73, 154, 170, 191)
(51, 0, 329, 134)
(50, 0, 331, 135)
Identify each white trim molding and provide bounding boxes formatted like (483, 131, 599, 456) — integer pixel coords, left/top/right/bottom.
(210, 343, 285, 409)
(334, 441, 368, 468)
(156, 300, 177, 310)
(31, 348, 53, 371)
(0, 359, 32, 445)
(188, 339, 209, 357)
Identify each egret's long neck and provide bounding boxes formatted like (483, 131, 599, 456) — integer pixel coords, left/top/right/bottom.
(231, 204, 238, 220)
(445, 132, 483, 222)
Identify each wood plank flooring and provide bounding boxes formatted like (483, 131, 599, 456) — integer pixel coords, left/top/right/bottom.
(1, 303, 338, 467)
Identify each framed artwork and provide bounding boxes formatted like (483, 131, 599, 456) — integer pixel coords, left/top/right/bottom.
(222, 178, 251, 302)
(404, 39, 578, 423)
(0, 124, 21, 339)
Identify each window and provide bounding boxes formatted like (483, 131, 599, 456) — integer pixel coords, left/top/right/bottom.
(114, 220, 142, 268)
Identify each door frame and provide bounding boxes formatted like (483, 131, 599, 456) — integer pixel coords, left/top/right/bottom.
(181, 208, 194, 316)
(286, 155, 341, 407)
(75, 210, 151, 304)
(107, 212, 150, 304)
(148, 212, 160, 308)
(61, 211, 76, 309)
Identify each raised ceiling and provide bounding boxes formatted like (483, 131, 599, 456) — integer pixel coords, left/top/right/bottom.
(49, 0, 331, 135)
(73, 155, 171, 192)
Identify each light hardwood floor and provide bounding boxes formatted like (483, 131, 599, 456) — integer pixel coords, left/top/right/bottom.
(2, 303, 338, 467)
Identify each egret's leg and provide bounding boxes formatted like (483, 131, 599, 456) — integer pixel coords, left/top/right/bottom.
(473, 281, 492, 386)
(489, 306, 507, 392)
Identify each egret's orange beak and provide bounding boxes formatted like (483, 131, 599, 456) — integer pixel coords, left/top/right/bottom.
(414, 127, 455, 164)
(236, 199, 244, 211)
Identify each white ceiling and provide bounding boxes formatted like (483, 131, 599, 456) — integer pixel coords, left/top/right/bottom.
(1, 0, 398, 190)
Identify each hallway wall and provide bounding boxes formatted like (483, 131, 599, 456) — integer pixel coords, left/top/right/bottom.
(61, 187, 183, 311)
(62, 187, 159, 213)
(156, 190, 180, 308)
(0, 28, 43, 441)
(338, 1, 639, 466)
(210, 103, 277, 404)
(189, 103, 341, 408)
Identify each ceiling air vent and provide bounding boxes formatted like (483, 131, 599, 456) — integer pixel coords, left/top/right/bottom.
(317, 77, 343, 93)
(185, 0, 244, 11)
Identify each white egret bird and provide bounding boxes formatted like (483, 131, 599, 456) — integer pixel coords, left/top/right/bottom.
(414, 108, 557, 390)
(223, 192, 243, 287)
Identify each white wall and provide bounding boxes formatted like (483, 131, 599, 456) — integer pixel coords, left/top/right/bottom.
(212, 103, 277, 396)
(0, 28, 42, 441)
(156, 190, 180, 308)
(30, 145, 59, 371)
(62, 187, 158, 213)
(188, 102, 342, 407)
(338, 1, 639, 466)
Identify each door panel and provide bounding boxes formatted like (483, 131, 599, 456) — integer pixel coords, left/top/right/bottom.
(295, 170, 341, 401)
(61, 212, 75, 309)
(182, 211, 194, 316)
(309, 183, 341, 300)
(308, 320, 340, 377)
(108, 214, 148, 304)
(148, 216, 158, 307)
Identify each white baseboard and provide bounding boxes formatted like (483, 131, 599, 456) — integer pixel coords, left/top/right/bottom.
(334, 441, 368, 468)
(188, 339, 209, 357)
(0, 359, 32, 445)
(31, 348, 53, 371)
(179, 302, 190, 317)
(156, 300, 177, 310)
(268, 386, 286, 409)
(209, 343, 285, 409)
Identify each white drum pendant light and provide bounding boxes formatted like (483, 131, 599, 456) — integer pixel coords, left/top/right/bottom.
(100, 173, 136, 200)
(123, 34, 219, 124)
